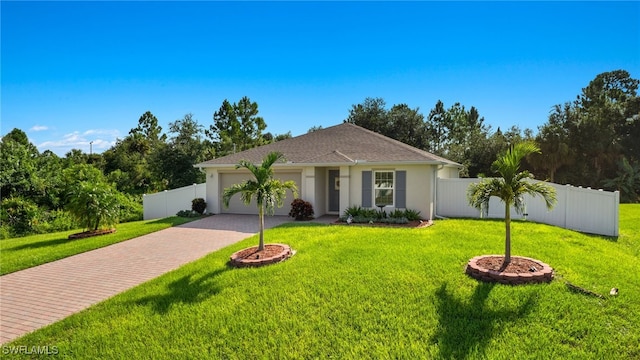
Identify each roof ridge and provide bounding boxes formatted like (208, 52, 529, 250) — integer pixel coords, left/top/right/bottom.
(345, 123, 456, 163)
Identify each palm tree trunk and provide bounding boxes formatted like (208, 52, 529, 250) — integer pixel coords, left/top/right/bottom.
(258, 204, 265, 251)
(504, 202, 511, 264)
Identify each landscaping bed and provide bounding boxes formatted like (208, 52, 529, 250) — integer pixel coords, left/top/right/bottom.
(333, 219, 433, 228)
(465, 255, 554, 284)
(229, 244, 293, 267)
(68, 228, 116, 239)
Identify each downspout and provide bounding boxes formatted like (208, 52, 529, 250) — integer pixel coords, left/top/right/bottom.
(433, 163, 445, 220)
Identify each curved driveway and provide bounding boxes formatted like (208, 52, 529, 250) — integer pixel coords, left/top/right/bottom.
(0, 215, 293, 344)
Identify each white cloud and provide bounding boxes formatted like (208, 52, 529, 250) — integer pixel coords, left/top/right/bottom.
(37, 128, 121, 156)
(29, 125, 49, 132)
(83, 129, 120, 137)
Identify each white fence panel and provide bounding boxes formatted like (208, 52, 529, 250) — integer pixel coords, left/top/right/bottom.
(435, 178, 480, 218)
(564, 186, 619, 236)
(143, 183, 207, 220)
(436, 178, 619, 237)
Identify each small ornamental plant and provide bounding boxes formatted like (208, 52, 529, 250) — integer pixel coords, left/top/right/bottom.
(191, 198, 207, 214)
(289, 198, 314, 220)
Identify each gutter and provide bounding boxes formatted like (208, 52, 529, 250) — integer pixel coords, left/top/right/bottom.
(195, 160, 460, 169)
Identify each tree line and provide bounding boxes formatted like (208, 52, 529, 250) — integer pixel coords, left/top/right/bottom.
(346, 70, 639, 202)
(0, 96, 289, 238)
(2, 70, 638, 238)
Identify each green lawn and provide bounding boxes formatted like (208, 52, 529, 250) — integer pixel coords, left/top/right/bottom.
(4, 206, 639, 359)
(0, 216, 200, 275)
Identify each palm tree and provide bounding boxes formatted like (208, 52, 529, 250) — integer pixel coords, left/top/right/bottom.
(223, 152, 298, 251)
(467, 142, 557, 264)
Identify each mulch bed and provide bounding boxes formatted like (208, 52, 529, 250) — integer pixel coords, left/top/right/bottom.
(232, 244, 287, 261)
(466, 255, 554, 284)
(68, 228, 116, 239)
(476, 255, 543, 273)
(332, 219, 433, 228)
(229, 244, 293, 268)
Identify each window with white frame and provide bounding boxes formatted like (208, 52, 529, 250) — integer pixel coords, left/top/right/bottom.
(374, 171, 394, 206)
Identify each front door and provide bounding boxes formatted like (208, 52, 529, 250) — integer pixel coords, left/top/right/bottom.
(328, 170, 340, 212)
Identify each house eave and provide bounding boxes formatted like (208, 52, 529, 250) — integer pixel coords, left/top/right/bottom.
(194, 160, 462, 169)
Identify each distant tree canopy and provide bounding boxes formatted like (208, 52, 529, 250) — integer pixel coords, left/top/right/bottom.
(206, 96, 267, 157)
(345, 97, 506, 177)
(345, 98, 428, 150)
(530, 70, 640, 202)
(344, 70, 640, 202)
(0, 97, 291, 237)
(151, 113, 207, 189)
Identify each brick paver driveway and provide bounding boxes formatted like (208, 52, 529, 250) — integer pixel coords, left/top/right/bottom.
(0, 214, 291, 344)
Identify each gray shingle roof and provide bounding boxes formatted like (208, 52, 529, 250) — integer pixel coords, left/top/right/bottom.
(196, 123, 461, 167)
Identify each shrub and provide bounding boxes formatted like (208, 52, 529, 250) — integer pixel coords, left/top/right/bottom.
(66, 182, 119, 231)
(403, 209, 422, 221)
(340, 207, 421, 224)
(1, 197, 38, 237)
(31, 209, 77, 234)
(192, 198, 207, 215)
(117, 193, 143, 223)
(1, 197, 80, 237)
(343, 205, 363, 217)
(376, 209, 388, 219)
(176, 210, 200, 218)
(289, 198, 314, 220)
(46, 210, 77, 231)
(0, 225, 11, 240)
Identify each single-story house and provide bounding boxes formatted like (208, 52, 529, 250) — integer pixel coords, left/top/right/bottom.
(195, 123, 461, 220)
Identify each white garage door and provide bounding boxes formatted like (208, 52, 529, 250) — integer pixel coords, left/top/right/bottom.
(219, 172, 302, 215)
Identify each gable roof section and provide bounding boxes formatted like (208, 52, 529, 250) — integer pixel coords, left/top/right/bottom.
(196, 123, 461, 167)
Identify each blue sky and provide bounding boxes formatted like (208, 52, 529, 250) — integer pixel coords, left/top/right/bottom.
(2, 1, 639, 156)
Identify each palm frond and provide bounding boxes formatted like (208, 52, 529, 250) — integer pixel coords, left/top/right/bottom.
(522, 181, 558, 210)
(261, 152, 285, 169)
(222, 152, 297, 213)
(222, 181, 258, 207)
(492, 142, 541, 182)
(467, 178, 503, 214)
(236, 160, 259, 179)
(262, 179, 298, 215)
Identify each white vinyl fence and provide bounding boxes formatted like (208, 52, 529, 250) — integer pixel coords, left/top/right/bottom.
(143, 183, 207, 220)
(436, 178, 620, 237)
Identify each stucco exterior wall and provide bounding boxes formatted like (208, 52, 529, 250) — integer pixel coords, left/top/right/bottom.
(346, 164, 435, 220)
(204, 163, 458, 220)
